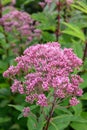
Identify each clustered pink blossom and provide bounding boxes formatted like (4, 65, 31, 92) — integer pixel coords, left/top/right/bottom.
(37, 94, 48, 106)
(23, 107, 30, 117)
(69, 97, 79, 106)
(3, 42, 83, 115)
(0, 10, 41, 56)
(0, 10, 41, 42)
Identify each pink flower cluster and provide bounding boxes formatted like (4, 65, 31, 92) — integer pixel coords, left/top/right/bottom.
(0, 10, 41, 42)
(23, 107, 30, 117)
(3, 42, 83, 114)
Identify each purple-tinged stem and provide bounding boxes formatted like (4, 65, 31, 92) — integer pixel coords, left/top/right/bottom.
(43, 97, 56, 130)
(55, 0, 61, 41)
(0, 0, 2, 18)
(83, 41, 87, 62)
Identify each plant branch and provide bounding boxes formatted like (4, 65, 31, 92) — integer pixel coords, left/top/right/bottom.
(83, 41, 87, 62)
(0, 0, 2, 18)
(55, 0, 61, 41)
(43, 96, 56, 130)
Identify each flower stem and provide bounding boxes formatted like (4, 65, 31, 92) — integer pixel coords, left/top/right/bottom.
(43, 97, 56, 130)
(0, 0, 2, 18)
(83, 41, 87, 62)
(55, 0, 61, 41)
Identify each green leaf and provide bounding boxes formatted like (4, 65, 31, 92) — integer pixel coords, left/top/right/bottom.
(72, 4, 87, 14)
(32, 12, 56, 31)
(71, 116, 87, 123)
(2, 0, 11, 5)
(72, 102, 82, 116)
(52, 114, 73, 122)
(80, 73, 87, 89)
(77, 1, 87, 10)
(27, 115, 37, 130)
(0, 60, 8, 73)
(42, 32, 56, 42)
(62, 22, 85, 41)
(35, 114, 45, 130)
(81, 93, 87, 100)
(51, 114, 73, 130)
(55, 106, 71, 114)
(72, 41, 83, 58)
(0, 33, 5, 39)
(0, 88, 10, 97)
(30, 105, 38, 111)
(8, 104, 24, 112)
(81, 112, 87, 120)
(17, 113, 23, 120)
(71, 122, 87, 130)
(0, 117, 11, 123)
(0, 83, 9, 88)
(49, 121, 59, 130)
(23, 0, 34, 5)
(83, 58, 87, 70)
(72, 1, 87, 14)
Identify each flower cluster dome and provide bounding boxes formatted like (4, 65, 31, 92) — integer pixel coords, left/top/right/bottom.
(3, 42, 83, 112)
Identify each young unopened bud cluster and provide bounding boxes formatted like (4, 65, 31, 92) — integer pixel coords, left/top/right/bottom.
(3, 42, 83, 116)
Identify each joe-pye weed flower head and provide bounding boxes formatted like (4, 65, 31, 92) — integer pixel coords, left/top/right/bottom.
(3, 42, 83, 116)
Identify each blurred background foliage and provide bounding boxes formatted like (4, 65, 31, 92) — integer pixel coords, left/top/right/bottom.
(0, 0, 87, 130)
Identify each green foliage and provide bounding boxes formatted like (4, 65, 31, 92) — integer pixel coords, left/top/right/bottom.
(32, 12, 56, 31)
(62, 22, 85, 42)
(72, 1, 87, 14)
(2, 0, 11, 5)
(81, 93, 87, 100)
